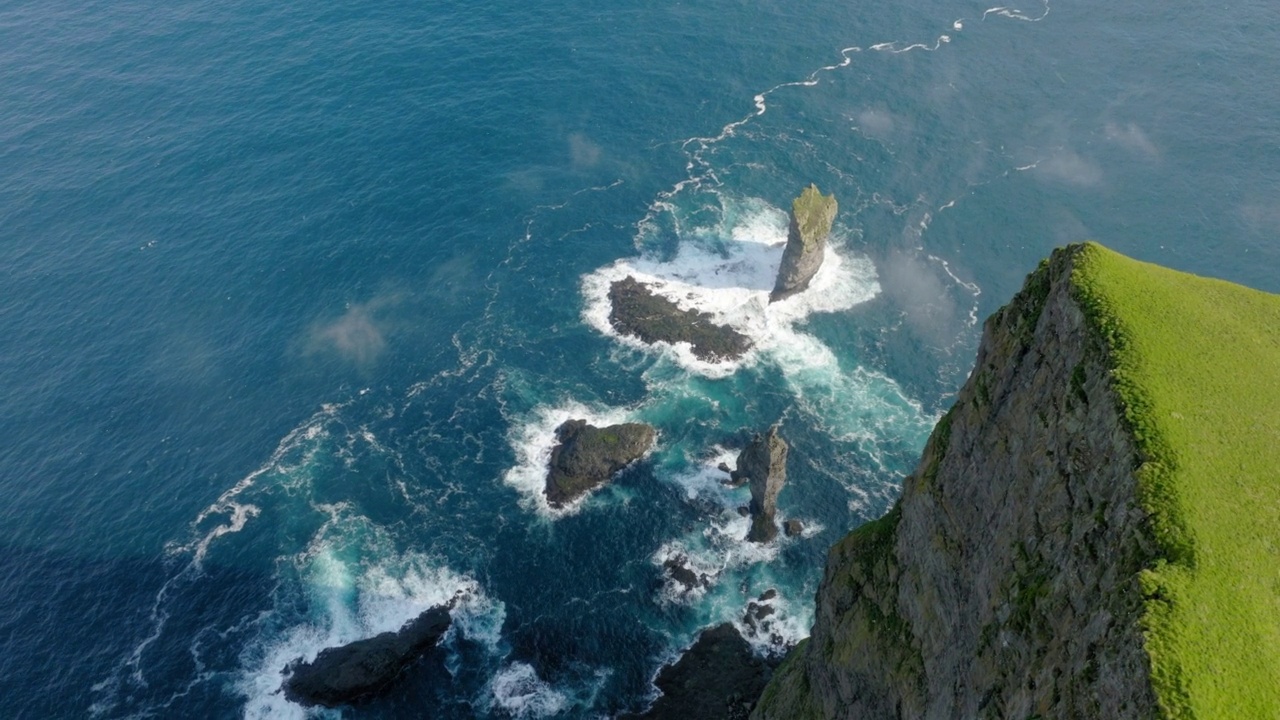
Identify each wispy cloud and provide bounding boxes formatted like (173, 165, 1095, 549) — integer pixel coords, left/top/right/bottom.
(306, 294, 402, 368)
(1104, 121, 1160, 160)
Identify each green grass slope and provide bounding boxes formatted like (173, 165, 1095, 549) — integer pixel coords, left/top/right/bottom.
(1072, 243, 1280, 719)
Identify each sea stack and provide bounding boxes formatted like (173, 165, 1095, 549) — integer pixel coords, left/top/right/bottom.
(544, 419, 656, 507)
(770, 184, 837, 303)
(734, 426, 789, 543)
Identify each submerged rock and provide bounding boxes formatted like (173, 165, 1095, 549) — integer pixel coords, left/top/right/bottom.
(608, 276, 752, 362)
(733, 426, 789, 543)
(623, 623, 778, 720)
(769, 185, 837, 303)
(544, 419, 655, 507)
(282, 604, 453, 708)
(663, 554, 712, 593)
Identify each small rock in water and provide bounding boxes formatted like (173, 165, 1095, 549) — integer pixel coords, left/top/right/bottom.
(543, 419, 655, 507)
(607, 276, 752, 362)
(663, 555, 709, 593)
(281, 603, 454, 708)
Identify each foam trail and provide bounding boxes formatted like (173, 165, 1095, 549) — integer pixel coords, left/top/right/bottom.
(983, 0, 1051, 22)
(585, 196, 880, 379)
(100, 403, 350, 705)
(237, 523, 506, 719)
(487, 663, 570, 719)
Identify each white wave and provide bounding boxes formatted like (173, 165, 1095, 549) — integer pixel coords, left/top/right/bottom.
(237, 531, 505, 719)
(501, 398, 645, 519)
(652, 509, 780, 606)
(582, 196, 880, 380)
(732, 589, 813, 657)
(487, 662, 570, 719)
(665, 447, 740, 505)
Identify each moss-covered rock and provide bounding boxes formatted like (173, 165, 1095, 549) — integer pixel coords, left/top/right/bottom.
(770, 185, 837, 303)
(544, 419, 655, 507)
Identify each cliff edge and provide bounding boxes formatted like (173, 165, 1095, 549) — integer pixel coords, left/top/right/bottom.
(754, 243, 1280, 719)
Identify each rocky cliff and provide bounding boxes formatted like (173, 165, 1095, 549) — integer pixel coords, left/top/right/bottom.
(753, 243, 1280, 719)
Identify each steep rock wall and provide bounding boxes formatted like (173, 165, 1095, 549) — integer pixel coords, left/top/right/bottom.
(754, 246, 1162, 719)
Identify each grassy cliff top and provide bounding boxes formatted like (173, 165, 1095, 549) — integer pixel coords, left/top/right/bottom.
(1071, 243, 1280, 719)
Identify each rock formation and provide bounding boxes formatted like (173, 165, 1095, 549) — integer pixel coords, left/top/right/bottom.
(282, 604, 453, 708)
(754, 245, 1167, 719)
(608, 276, 752, 361)
(732, 426, 788, 543)
(544, 419, 655, 507)
(770, 185, 837, 303)
(623, 623, 779, 720)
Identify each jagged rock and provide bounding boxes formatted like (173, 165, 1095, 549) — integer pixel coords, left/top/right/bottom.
(282, 604, 453, 708)
(732, 426, 788, 543)
(783, 520, 803, 538)
(769, 185, 837, 303)
(544, 419, 655, 507)
(608, 276, 752, 361)
(663, 554, 711, 593)
(622, 624, 779, 720)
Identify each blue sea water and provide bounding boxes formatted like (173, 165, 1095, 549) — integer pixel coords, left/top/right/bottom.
(1, 0, 1277, 717)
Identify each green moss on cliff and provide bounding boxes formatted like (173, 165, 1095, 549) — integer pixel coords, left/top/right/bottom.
(1072, 243, 1280, 719)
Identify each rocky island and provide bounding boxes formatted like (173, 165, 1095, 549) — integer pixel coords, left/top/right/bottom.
(751, 243, 1280, 719)
(544, 418, 656, 507)
(282, 603, 454, 708)
(608, 276, 752, 362)
(770, 184, 837, 303)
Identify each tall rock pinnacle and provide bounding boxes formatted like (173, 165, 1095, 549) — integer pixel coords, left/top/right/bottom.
(770, 184, 837, 303)
(734, 425, 789, 543)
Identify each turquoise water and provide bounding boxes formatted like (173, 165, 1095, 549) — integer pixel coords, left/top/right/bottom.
(1, 0, 1277, 717)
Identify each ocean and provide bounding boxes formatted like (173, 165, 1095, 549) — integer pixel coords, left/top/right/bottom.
(1, 0, 1277, 717)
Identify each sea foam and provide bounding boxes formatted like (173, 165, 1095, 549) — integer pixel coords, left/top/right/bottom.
(581, 196, 880, 380)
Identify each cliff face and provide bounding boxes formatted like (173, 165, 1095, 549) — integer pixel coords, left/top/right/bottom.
(755, 246, 1163, 719)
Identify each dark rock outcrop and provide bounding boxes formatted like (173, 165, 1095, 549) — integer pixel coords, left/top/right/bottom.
(732, 426, 788, 543)
(282, 604, 453, 708)
(544, 419, 655, 507)
(624, 624, 778, 720)
(769, 185, 837, 303)
(663, 554, 712, 593)
(608, 276, 752, 361)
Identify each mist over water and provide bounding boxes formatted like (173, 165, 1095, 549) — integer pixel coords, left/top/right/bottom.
(2, 0, 1278, 716)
